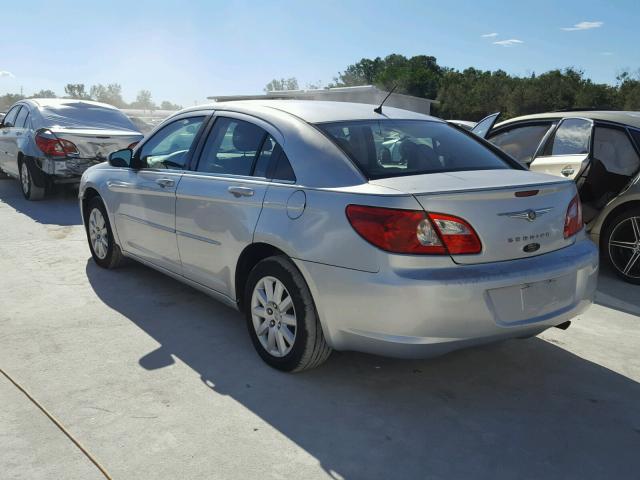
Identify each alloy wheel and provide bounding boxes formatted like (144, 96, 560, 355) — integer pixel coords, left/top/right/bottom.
(251, 276, 297, 357)
(88, 208, 109, 260)
(20, 162, 30, 195)
(608, 216, 640, 279)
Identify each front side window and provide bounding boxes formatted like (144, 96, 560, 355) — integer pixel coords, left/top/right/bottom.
(197, 117, 266, 176)
(139, 116, 205, 170)
(546, 118, 592, 156)
(14, 107, 29, 129)
(593, 126, 640, 176)
(3, 105, 21, 127)
(489, 124, 552, 164)
(318, 120, 512, 179)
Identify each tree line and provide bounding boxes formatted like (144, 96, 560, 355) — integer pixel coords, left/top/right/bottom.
(0, 83, 182, 112)
(266, 54, 640, 120)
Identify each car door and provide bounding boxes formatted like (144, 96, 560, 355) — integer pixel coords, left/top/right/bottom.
(0, 105, 22, 175)
(529, 117, 593, 180)
(111, 114, 207, 273)
(486, 121, 555, 167)
(176, 113, 282, 297)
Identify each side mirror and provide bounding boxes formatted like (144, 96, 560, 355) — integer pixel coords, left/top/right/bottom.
(108, 148, 133, 168)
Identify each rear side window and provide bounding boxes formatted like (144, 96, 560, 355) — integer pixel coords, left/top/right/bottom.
(3, 105, 20, 127)
(318, 120, 512, 179)
(14, 107, 29, 129)
(197, 117, 266, 176)
(488, 124, 552, 164)
(593, 126, 640, 176)
(545, 118, 592, 156)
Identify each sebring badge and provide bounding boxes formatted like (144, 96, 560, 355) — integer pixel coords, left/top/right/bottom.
(498, 207, 553, 222)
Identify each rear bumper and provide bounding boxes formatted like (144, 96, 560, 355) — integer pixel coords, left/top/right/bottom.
(40, 157, 103, 178)
(295, 237, 598, 358)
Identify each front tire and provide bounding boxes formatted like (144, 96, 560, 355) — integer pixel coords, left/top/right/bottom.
(19, 160, 45, 201)
(602, 206, 640, 284)
(245, 256, 331, 372)
(84, 196, 123, 269)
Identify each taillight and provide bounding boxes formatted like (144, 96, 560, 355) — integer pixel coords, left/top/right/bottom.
(35, 130, 79, 157)
(345, 205, 482, 255)
(564, 194, 583, 238)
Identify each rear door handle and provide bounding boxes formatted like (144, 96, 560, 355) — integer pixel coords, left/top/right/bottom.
(228, 186, 254, 197)
(156, 178, 175, 188)
(561, 166, 575, 177)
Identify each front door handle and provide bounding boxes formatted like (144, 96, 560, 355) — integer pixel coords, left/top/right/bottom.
(561, 166, 575, 177)
(228, 186, 254, 197)
(156, 178, 175, 188)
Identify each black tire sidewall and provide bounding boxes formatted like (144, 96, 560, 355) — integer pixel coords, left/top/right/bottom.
(244, 257, 315, 371)
(602, 206, 640, 284)
(85, 197, 117, 269)
(19, 161, 31, 199)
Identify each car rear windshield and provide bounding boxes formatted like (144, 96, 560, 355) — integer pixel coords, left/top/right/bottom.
(40, 103, 137, 131)
(318, 120, 513, 179)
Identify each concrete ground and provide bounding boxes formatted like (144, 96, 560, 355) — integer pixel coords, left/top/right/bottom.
(0, 177, 638, 480)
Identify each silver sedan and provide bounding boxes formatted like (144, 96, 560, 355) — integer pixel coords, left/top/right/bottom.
(79, 101, 598, 371)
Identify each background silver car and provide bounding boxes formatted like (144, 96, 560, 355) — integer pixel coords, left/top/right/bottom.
(0, 98, 143, 200)
(474, 111, 640, 284)
(79, 101, 598, 371)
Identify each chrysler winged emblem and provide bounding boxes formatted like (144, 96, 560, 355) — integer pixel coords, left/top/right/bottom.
(498, 207, 553, 222)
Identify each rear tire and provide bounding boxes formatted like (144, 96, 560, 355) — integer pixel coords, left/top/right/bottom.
(19, 160, 45, 201)
(602, 206, 640, 284)
(84, 196, 123, 269)
(245, 256, 331, 372)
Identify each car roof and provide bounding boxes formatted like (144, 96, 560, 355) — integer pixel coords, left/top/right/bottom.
(21, 98, 121, 110)
(179, 100, 441, 123)
(496, 110, 640, 129)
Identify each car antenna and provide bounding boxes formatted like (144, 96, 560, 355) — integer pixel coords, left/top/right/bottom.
(374, 84, 398, 114)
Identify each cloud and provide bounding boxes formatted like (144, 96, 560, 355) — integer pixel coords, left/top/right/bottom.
(493, 39, 524, 47)
(601, 51, 614, 56)
(481, 32, 498, 38)
(562, 21, 603, 31)
(0, 70, 14, 78)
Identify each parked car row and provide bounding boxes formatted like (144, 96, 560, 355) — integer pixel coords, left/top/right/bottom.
(78, 100, 597, 371)
(470, 111, 640, 284)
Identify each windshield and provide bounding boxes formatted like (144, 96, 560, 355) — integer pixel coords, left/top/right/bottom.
(40, 102, 137, 131)
(318, 120, 513, 179)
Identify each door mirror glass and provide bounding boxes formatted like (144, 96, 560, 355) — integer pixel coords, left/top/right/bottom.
(108, 148, 133, 168)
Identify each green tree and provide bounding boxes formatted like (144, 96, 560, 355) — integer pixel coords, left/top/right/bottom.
(90, 83, 126, 108)
(0, 93, 25, 111)
(160, 100, 183, 110)
(64, 83, 90, 99)
(264, 77, 299, 92)
(30, 89, 57, 98)
(130, 90, 156, 110)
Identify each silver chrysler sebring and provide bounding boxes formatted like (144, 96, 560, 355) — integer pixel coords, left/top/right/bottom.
(79, 100, 598, 371)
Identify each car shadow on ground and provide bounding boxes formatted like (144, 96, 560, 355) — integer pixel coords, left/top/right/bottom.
(85, 259, 640, 480)
(595, 263, 640, 317)
(0, 178, 81, 226)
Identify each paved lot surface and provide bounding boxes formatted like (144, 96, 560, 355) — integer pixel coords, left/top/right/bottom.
(0, 177, 639, 480)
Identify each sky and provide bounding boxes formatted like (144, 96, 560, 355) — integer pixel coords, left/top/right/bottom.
(1, 0, 638, 106)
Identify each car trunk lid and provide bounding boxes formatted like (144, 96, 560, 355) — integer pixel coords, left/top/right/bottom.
(370, 170, 578, 264)
(49, 127, 143, 160)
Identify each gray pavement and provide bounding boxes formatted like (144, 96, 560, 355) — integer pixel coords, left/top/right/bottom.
(0, 177, 638, 480)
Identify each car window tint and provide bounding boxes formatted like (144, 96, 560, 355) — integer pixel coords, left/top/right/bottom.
(253, 135, 275, 178)
(548, 118, 592, 156)
(14, 107, 29, 129)
(489, 124, 552, 164)
(319, 120, 511, 179)
(197, 117, 266, 176)
(269, 147, 296, 182)
(3, 106, 20, 127)
(139, 116, 205, 170)
(593, 126, 640, 176)
(41, 102, 137, 130)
